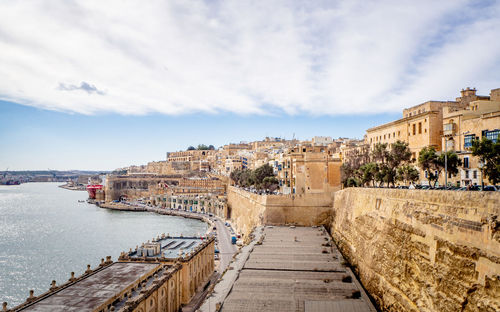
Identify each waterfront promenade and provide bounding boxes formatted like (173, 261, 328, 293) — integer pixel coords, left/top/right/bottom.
(97, 201, 239, 312)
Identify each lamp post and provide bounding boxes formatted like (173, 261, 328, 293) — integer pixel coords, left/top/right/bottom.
(479, 161, 484, 191)
(442, 131, 469, 188)
(444, 137, 448, 187)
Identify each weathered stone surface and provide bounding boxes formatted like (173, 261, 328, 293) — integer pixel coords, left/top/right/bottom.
(331, 188, 500, 312)
(227, 186, 333, 237)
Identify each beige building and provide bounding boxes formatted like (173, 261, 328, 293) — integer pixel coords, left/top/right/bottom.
(366, 99, 466, 160)
(364, 87, 499, 185)
(442, 88, 500, 186)
(277, 145, 341, 195)
(9, 236, 215, 312)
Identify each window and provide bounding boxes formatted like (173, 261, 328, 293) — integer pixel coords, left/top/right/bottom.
(473, 170, 477, 179)
(443, 123, 453, 132)
(418, 122, 422, 134)
(413, 124, 416, 135)
(424, 170, 428, 178)
(398, 131, 401, 137)
(465, 170, 469, 179)
(486, 129, 500, 143)
(464, 157, 469, 168)
(384, 134, 386, 139)
(464, 135, 475, 148)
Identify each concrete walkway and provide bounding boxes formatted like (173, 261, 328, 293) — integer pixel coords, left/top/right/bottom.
(198, 226, 264, 312)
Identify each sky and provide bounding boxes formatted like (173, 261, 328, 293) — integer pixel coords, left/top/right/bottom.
(0, 0, 499, 170)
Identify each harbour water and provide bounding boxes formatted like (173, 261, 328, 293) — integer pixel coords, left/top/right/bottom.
(0, 182, 207, 306)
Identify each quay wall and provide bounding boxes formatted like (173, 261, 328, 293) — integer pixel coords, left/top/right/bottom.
(227, 186, 333, 237)
(331, 188, 500, 312)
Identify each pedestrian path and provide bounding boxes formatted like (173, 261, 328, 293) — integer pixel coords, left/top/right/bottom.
(198, 226, 264, 312)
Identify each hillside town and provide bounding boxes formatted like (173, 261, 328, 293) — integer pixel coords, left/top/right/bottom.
(3, 88, 500, 312)
(92, 87, 500, 208)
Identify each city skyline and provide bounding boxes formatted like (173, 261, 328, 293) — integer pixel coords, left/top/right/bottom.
(1, 0, 499, 170)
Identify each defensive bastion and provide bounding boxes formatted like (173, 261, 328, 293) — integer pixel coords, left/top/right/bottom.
(227, 186, 500, 311)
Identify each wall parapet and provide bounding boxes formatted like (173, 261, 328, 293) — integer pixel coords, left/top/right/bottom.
(227, 186, 334, 237)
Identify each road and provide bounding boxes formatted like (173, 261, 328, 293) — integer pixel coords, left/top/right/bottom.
(213, 217, 237, 272)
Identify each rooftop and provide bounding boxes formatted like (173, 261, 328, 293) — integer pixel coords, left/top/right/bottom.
(221, 226, 376, 312)
(127, 236, 205, 259)
(18, 262, 161, 312)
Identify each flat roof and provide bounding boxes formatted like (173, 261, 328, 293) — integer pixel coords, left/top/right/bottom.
(221, 226, 376, 312)
(128, 236, 204, 259)
(19, 262, 160, 312)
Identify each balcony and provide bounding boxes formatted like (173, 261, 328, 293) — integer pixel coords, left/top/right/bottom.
(443, 123, 455, 136)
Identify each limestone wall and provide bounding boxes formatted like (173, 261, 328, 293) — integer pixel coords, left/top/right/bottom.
(227, 187, 333, 237)
(227, 186, 267, 237)
(265, 192, 333, 226)
(331, 188, 500, 312)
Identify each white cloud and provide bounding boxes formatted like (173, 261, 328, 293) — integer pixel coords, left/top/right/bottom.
(0, 0, 499, 116)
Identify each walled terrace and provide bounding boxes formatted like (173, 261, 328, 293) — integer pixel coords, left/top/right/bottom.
(227, 186, 333, 237)
(226, 186, 500, 312)
(220, 226, 376, 311)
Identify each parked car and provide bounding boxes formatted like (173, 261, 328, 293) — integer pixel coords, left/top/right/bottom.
(482, 185, 498, 191)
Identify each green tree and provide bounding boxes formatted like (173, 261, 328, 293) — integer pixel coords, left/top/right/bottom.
(388, 141, 412, 168)
(439, 150, 462, 183)
(239, 169, 254, 187)
(371, 143, 390, 164)
(418, 147, 439, 187)
(341, 145, 370, 187)
(373, 163, 389, 187)
(397, 165, 419, 185)
(187, 146, 195, 151)
(359, 162, 378, 186)
(262, 176, 279, 191)
(418, 147, 461, 187)
(472, 136, 500, 185)
(253, 164, 275, 186)
(230, 169, 242, 185)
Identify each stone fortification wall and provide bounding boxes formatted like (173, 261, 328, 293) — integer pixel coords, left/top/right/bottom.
(227, 186, 267, 237)
(265, 192, 333, 226)
(331, 188, 500, 312)
(227, 186, 333, 237)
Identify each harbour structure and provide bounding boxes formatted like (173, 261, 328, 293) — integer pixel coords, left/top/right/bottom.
(148, 193, 227, 218)
(119, 234, 215, 306)
(4, 235, 215, 312)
